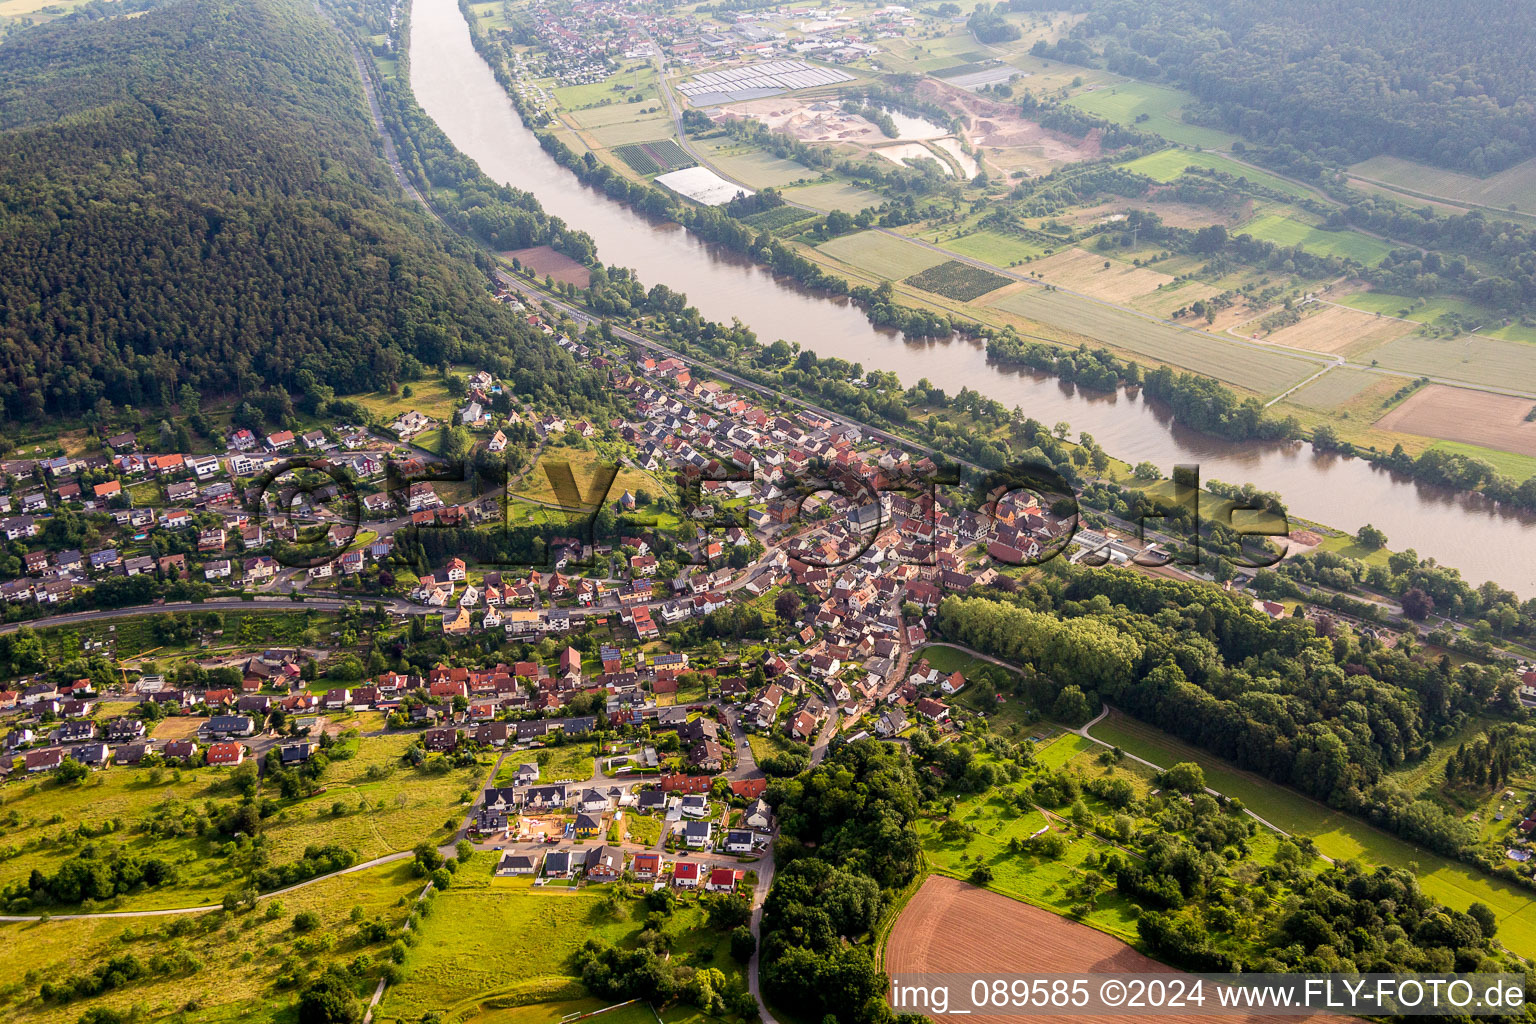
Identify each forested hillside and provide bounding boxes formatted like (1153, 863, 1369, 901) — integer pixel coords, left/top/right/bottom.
(1024, 0, 1536, 172)
(0, 0, 601, 422)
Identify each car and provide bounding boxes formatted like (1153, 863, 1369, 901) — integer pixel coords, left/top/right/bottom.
(544, 835, 561, 844)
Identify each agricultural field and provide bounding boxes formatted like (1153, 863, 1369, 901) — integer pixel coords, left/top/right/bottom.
(1086, 712, 1536, 957)
(1022, 247, 1179, 303)
(504, 245, 592, 288)
(815, 230, 948, 279)
(1333, 290, 1536, 344)
(585, 115, 679, 149)
(611, 139, 693, 176)
(1374, 385, 1536, 460)
(777, 179, 884, 213)
(987, 285, 1316, 395)
(1276, 367, 1398, 413)
(1255, 303, 1417, 355)
(740, 205, 816, 231)
(903, 260, 1012, 301)
(1232, 212, 1394, 266)
(1066, 81, 1239, 151)
(1349, 154, 1536, 213)
(1365, 332, 1536, 392)
(887, 876, 1336, 1024)
(1118, 149, 1314, 199)
(693, 136, 812, 189)
(937, 227, 1051, 266)
(0, 860, 423, 1024)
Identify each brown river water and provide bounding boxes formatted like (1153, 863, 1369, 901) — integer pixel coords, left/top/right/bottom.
(409, 0, 1536, 595)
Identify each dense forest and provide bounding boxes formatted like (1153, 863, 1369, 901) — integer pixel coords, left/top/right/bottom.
(762, 741, 923, 1024)
(1021, 0, 1536, 172)
(0, 0, 603, 423)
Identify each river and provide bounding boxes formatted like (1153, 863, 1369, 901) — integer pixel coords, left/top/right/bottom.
(408, 0, 1536, 596)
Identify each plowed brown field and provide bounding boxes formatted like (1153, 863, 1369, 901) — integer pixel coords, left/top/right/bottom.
(886, 876, 1343, 1024)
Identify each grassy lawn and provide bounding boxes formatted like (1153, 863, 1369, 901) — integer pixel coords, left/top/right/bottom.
(260, 734, 490, 866)
(939, 228, 1051, 266)
(918, 737, 1161, 944)
(350, 377, 462, 432)
(0, 860, 423, 1024)
(623, 813, 662, 847)
(1066, 81, 1238, 150)
(40, 609, 332, 663)
(1086, 711, 1536, 957)
(0, 766, 247, 909)
(511, 446, 657, 510)
(532, 744, 598, 783)
(1119, 149, 1314, 199)
(1315, 533, 1394, 568)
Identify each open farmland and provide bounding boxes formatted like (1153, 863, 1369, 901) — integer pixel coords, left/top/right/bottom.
(1255, 303, 1417, 355)
(779, 179, 885, 213)
(1349, 154, 1536, 212)
(611, 139, 693, 175)
(742, 205, 816, 231)
(904, 260, 1011, 301)
(1279, 367, 1397, 412)
(504, 245, 592, 288)
(1066, 81, 1238, 150)
(887, 876, 1339, 1024)
(1365, 332, 1536, 391)
(938, 227, 1050, 265)
(1375, 385, 1536, 459)
(694, 136, 811, 188)
(988, 286, 1316, 394)
(655, 166, 752, 206)
(817, 230, 948, 279)
(1024, 246, 1179, 303)
(1234, 213, 1393, 265)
